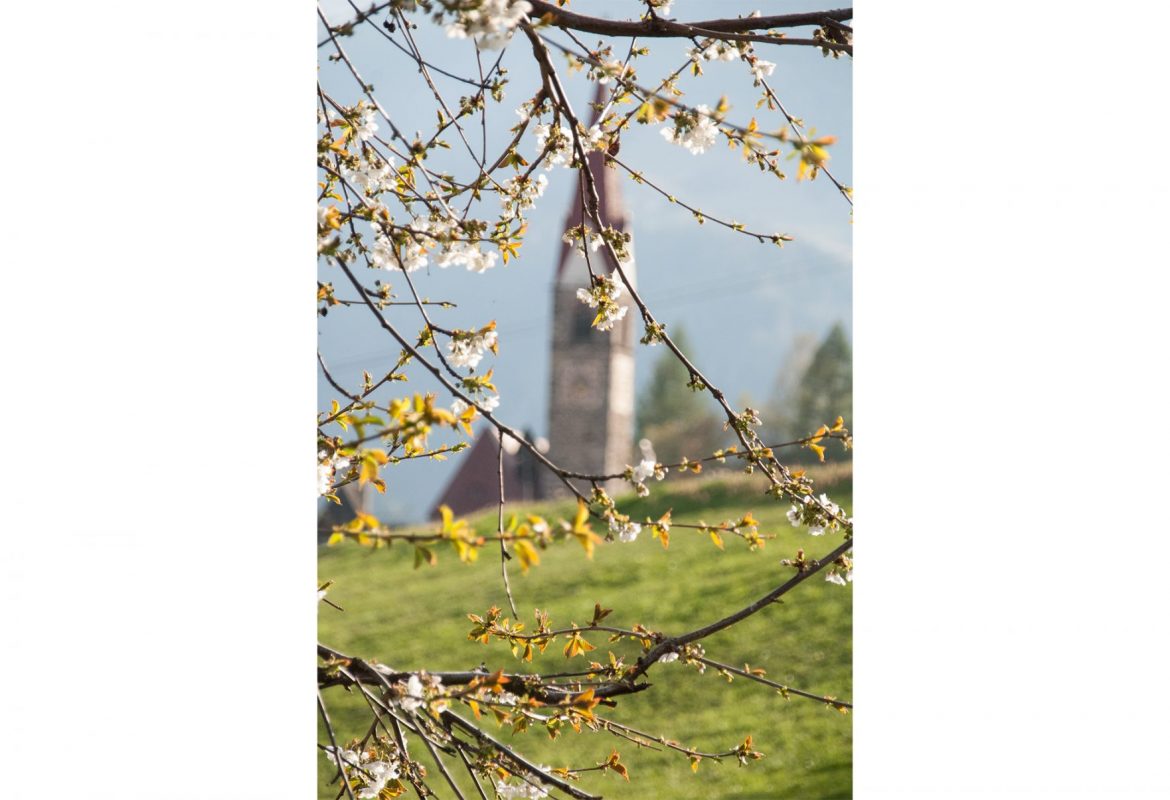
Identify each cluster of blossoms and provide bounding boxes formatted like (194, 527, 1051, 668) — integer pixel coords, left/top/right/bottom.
(687, 37, 774, 86)
(825, 566, 853, 586)
(495, 771, 550, 799)
(661, 104, 720, 155)
(370, 216, 430, 272)
(370, 215, 498, 274)
(533, 119, 606, 171)
(533, 122, 572, 169)
(446, 325, 498, 370)
(587, 59, 623, 85)
(484, 689, 521, 707)
(786, 492, 850, 537)
(628, 457, 665, 497)
(453, 392, 500, 415)
(562, 223, 603, 255)
(317, 449, 351, 496)
(563, 223, 634, 265)
(321, 746, 400, 800)
(689, 40, 742, 63)
(397, 673, 447, 714)
(351, 102, 379, 142)
(582, 122, 605, 152)
(435, 237, 498, 273)
(575, 273, 628, 332)
(445, 0, 532, 50)
(499, 172, 548, 216)
(340, 150, 395, 196)
(608, 513, 642, 543)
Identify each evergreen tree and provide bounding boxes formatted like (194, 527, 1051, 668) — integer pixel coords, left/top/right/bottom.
(636, 326, 723, 464)
(793, 322, 853, 446)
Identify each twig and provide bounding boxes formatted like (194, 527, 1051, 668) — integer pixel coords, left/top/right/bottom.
(318, 689, 358, 800)
(498, 435, 519, 617)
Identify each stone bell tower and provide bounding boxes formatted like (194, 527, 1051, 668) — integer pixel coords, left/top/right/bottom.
(545, 94, 636, 496)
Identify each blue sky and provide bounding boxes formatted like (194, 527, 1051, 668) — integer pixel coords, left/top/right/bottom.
(317, 1, 852, 520)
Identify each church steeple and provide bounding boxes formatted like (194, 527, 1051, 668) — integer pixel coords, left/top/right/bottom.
(556, 87, 628, 282)
(545, 84, 637, 496)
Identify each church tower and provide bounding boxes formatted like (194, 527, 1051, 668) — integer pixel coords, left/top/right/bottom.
(546, 100, 636, 496)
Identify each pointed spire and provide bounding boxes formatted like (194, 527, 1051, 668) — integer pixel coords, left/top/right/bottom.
(556, 83, 627, 280)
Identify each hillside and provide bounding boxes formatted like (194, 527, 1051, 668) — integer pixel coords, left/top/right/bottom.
(318, 468, 853, 799)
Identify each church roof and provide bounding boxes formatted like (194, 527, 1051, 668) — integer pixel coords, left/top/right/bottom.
(430, 427, 542, 519)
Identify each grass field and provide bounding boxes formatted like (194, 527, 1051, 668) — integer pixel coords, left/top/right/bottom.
(318, 467, 852, 799)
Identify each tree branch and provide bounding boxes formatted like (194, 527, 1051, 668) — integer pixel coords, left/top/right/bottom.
(527, 2, 853, 39)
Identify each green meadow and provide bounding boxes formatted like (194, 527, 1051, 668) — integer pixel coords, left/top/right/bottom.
(319, 468, 852, 799)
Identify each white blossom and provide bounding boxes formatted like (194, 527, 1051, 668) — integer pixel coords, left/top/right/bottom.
(749, 58, 776, 84)
(321, 747, 401, 798)
(689, 40, 742, 63)
(318, 450, 351, 496)
(354, 104, 379, 141)
(657, 651, 679, 663)
(341, 153, 395, 195)
(370, 216, 432, 272)
(584, 123, 604, 152)
(609, 516, 642, 543)
(595, 303, 628, 331)
(356, 761, 400, 799)
(492, 691, 521, 706)
(500, 173, 548, 215)
(632, 458, 660, 483)
(534, 122, 573, 169)
(786, 504, 802, 527)
(322, 746, 366, 769)
(479, 393, 501, 412)
(825, 571, 847, 586)
(575, 273, 628, 332)
(495, 776, 550, 799)
(435, 239, 499, 273)
(400, 674, 426, 712)
(445, 0, 533, 50)
(447, 328, 498, 370)
(661, 104, 719, 155)
(787, 492, 847, 536)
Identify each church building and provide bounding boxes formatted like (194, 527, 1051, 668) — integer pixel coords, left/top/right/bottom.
(433, 98, 635, 516)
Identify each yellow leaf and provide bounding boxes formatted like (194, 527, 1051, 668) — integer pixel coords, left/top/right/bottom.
(808, 442, 826, 462)
(359, 458, 378, 486)
(327, 532, 345, 546)
(573, 498, 589, 532)
(710, 531, 724, 550)
(514, 539, 541, 573)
